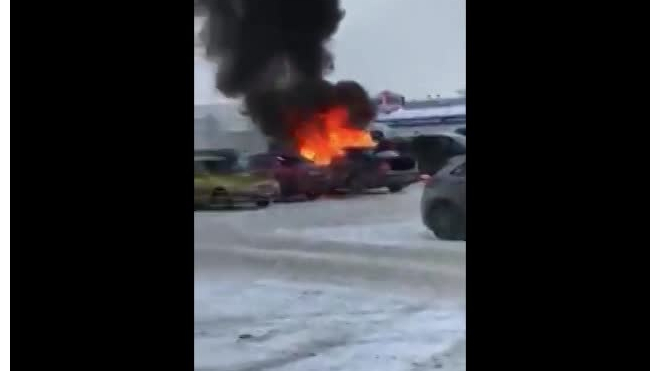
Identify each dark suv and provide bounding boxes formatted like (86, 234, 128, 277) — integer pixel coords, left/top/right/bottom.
(328, 147, 419, 193)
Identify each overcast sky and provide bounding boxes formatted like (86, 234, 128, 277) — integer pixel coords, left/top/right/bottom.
(194, 0, 465, 104)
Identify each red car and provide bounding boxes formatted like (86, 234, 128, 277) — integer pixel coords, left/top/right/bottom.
(248, 153, 330, 200)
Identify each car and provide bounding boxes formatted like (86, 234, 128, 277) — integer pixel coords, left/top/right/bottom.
(328, 147, 419, 193)
(455, 127, 466, 136)
(373, 132, 466, 176)
(194, 150, 280, 209)
(421, 155, 466, 240)
(410, 132, 466, 176)
(247, 152, 330, 200)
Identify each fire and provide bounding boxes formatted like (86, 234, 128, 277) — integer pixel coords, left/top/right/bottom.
(293, 106, 375, 165)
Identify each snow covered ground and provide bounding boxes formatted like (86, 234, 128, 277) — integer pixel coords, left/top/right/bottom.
(195, 184, 466, 370)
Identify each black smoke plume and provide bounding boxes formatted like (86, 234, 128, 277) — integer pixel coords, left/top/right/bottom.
(200, 0, 375, 145)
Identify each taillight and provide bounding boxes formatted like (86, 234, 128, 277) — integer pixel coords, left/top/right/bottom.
(420, 174, 431, 184)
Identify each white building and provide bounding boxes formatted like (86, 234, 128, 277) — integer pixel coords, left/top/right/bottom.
(370, 104, 466, 139)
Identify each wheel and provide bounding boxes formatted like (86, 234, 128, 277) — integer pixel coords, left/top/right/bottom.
(388, 184, 403, 193)
(306, 192, 321, 200)
(348, 176, 364, 194)
(210, 188, 229, 208)
(278, 180, 295, 199)
(255, 200, 270, 208)
(428, 202, 465, 241)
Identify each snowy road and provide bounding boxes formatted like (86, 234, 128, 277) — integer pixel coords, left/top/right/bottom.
(195, 184, 466, 370)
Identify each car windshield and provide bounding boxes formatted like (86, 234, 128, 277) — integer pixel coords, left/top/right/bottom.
(196, 156, 248, 174)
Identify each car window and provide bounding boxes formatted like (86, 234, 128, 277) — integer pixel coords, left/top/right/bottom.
(194, 161, 208, 176)
(448, 139, 466, 155)
(432, 136, 465, 156)
(436, 136, 452, 150)
(204, 157, 239, 173)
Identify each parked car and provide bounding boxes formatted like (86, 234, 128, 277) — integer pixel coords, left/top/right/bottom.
(247, 152, 330, 200)
(328, 147, 419, 193)
(410, 132, 466, 176)
(421, 155, 466, 240)
(374, 133, 465, 176)
(194, 150, 280, 209)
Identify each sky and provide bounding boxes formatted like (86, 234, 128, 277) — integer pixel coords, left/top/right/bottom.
(194, 0, 465, 104)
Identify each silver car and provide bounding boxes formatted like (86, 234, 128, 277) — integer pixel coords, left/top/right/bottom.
(421, 155, 466, 240)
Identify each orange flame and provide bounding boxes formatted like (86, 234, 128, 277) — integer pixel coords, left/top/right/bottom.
(293, 106, 375, 165)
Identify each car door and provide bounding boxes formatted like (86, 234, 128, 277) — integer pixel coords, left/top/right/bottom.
(449, 160, 466, 211)
(282, 155, 309, 188)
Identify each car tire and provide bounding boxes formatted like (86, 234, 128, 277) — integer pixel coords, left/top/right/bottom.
(306, 192, 321, 200)
(210, 188, 228, 208)
(279, 180, 295, 198)
(256, 200, 270, 208)
(348, 176, 364, 194)
(428, 201, 465, 241)
(388, 184, 403, 193)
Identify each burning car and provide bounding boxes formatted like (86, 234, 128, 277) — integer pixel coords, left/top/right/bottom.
(421, 155, 466, 240)
(327, 146, 419, 193)
(247, 152, 330, 200)
(268, 105, 419, 194)
(194, 150, 280, 209)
